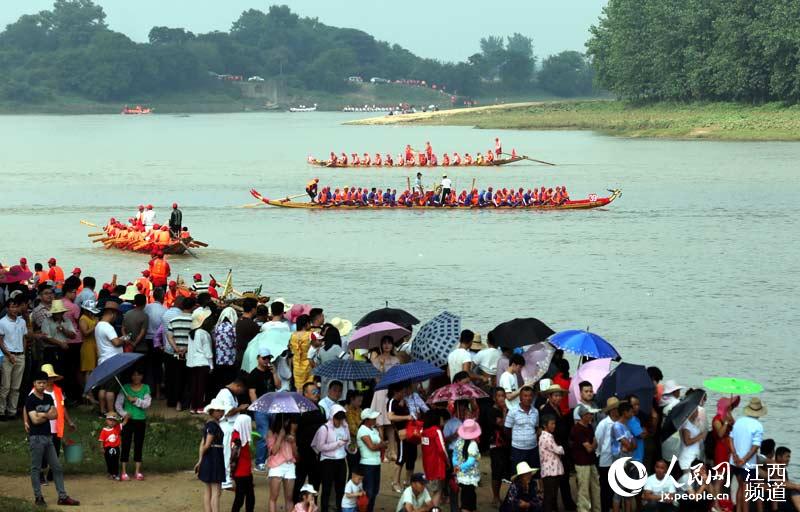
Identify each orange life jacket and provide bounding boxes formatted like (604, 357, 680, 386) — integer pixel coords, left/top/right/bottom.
(35, 270, 49, 284)
(150, 257, 169, 282)
(164, 289, 177, 308)
(49, 266, 65, 286)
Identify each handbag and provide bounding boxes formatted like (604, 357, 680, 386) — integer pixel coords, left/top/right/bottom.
(357, 493, 370, 512)
(405, 419, 424, 444)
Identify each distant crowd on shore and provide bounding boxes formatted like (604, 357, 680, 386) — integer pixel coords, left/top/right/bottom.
(1, 257, 798, 512)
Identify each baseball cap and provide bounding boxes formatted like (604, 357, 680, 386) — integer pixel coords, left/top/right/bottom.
(410, 473, 427, 484)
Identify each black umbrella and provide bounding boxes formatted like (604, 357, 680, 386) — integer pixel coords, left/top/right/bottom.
(356, 305, 420, 328)
(661, 389, 707, 440)
(487, 317, 555, 349)
(595, 362, 656, 415)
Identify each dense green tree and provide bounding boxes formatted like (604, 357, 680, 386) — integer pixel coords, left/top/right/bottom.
(148, 26, 195, 45)
(539, 51, 594, 97)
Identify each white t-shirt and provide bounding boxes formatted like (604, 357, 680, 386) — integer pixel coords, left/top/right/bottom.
(396, 486, 432, 512)
(0, 315, 27, 353)
(95, 321, 122, 365)
(342, 479, 364, 508)
(499, 370, 520, 409)
(441, 178, 452, 189)
(644, 474, 679, 506)
(472, 347, 501, 375)
(447, 348, 472, 379)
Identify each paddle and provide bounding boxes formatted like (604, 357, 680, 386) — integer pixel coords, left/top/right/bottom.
(502, 152, 556, 166)
(241, 192, 306, 208)
(181, 241, 198, 258)
(87, 232, 105, 237)
(80, 220, 99, 228)
(191, 240, 208, 247)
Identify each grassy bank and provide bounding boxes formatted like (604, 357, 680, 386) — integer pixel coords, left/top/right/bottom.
(0, 406, 201, 475)
(349, 100, 800, 140)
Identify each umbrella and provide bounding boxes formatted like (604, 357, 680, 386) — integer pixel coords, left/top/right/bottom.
(248, 391, 318, 414)
(662, 388, 707, 440)
(348, 321, 410, 350)
(488, 318, 555, 349)
(548, 330, 620, 359)
(84, 353, 144, 394)
(312, 359, 380, 381)
(520, 342, 555, 383)
(703, 377, 763, 395)
(595, 362, 655, 414)
(356, 306, 420, 328)
(427, 382, 489, 404)
(375, 361, 445, 391)
(568, 358, 612, 408)
(410, 311, 461, 368)
(241, 328, 291, 373)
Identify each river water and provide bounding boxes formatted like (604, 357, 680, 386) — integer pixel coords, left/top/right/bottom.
(2, 112, 798, 456)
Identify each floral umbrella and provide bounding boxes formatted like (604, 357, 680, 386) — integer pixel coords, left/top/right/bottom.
(427, 382, 488, 404)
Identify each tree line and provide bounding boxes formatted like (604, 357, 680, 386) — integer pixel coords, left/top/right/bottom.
(586, 0, 800, 103)
(0, 0, 595, 103)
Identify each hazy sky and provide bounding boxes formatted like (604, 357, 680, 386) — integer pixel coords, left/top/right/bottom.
(1, 1, 607, 61)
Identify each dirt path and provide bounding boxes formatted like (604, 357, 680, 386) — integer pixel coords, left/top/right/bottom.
(0, 460, 499, 511)
(345, 102, 541, 125)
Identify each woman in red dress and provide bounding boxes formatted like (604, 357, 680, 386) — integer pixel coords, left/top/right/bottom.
(711, 395, 740, 509)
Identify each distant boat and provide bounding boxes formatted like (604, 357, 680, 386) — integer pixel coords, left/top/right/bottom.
(289, 103, 317, 112)
(121, 105, 153, 115)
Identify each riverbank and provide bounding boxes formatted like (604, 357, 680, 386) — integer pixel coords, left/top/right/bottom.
(346, 100, 800, 141)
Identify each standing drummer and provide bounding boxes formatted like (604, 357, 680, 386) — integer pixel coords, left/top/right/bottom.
(306, 178, 319, 202)
(415, 172, 424, 195)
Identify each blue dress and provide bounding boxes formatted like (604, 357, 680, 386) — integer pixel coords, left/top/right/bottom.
(198, 421, 225, 483)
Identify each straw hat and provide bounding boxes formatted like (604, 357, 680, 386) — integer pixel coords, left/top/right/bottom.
(602, 396, 627, 413)
(40, 364, 63, 381)
(743, 397, 767, 418)
(512, 461, 538, 479)
(457, 419, 482, 440)
(542, 383, 567, 395)
(469, 333, 484, 351)
(203, 397, 229, 414)
(50, 299, 69, 314)
(119, 284, 138, 301)
(330, 317, 353, 337)
(191, 309, 212, 330)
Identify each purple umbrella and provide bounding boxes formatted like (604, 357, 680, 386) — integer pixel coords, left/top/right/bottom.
(348, 321, 410, 350)
(568, 358, 612, 408)
(248, 392, 318, 414)
(521, 342, 555, 383)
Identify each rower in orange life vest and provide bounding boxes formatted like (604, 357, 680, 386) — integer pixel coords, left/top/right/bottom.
(560, 186, 570, 203)
(340, 152, 348, 165)
(463, 153, 473, 165)
(385, 153, 393, 166)
(135, 205, 145, 228)
(404, 144, 414, 163)
(47, 257, 65, 290)
(441, 153, 450, 166)
(486, 150, 495, 163)
(495, 137, 502, 157)
(362, 153, 371, 166)
(306, 178, 319, 202)
(425, 141, 433, 160)
(374, 153, 382, 166)
(452, 152, 461, 166)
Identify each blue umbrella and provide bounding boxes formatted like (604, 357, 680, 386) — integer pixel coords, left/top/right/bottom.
(375, 361, 445, 391)
(595, 362, 655, 414)
(83, 353, 144, 394)
(410, 311, 461, 368)
(548, 330, 620, 359)
(313, 359, 381, 381)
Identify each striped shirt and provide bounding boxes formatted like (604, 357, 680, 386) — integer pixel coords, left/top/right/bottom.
(504, 405, 539, 450)
(168, 312, 193, 346)
(192, 281, 209, 294)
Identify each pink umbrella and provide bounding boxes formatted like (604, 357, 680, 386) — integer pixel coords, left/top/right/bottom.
(286, 303, 312, 323)
(427, 382, 488, 404)
(348, 321, 410, 350)
(521, 342, 555, 383)
(568, 358, 612, 408)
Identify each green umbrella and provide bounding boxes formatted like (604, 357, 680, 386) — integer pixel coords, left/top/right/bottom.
(703, 377, 763, 395)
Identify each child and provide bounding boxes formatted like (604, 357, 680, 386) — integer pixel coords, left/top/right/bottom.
(230, 415, 255, 512)
(452, 419, 482, 512)
(341, 466, 365, 512)
(98, 413, 121, 480)
(294, 483, 318, 512)
(420, 409, 448, 506)
(196, 398, 226, 512)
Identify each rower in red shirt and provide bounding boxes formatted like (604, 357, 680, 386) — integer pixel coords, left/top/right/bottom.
(385, 153, 393, 166)
(442, 153, 450, 166)
(425, 141, 433, 160)
(374, 153, 382, 166)
(362, 153, 371, 166)
(486, 150, 495, 163)
(561, 186, 570, 203)
(405, 144, 414, 162)
(207, 279, 219, 299)
(464, 153, 473, 165)
(452, 152, 461, 166)
(340, 152, 348, 165)
(419, 153, 427, 166)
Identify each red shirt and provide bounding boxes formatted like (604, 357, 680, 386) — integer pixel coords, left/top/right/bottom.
(99, 425, 121, 448)
(420, 425, 447, 480)
(207, 286, 219, 299)
(232, 431, 252, 478)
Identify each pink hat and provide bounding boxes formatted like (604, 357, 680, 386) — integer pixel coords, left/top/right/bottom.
(457, 419, 482, 441)
(286, 303, 312, 323)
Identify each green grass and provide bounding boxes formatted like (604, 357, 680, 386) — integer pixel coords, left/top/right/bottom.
(0, 406, 203, 475)
(406, 100, 800, 141)
(0, 497, 42, 512)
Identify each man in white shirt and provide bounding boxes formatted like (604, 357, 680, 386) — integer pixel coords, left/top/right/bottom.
(94, 300, 129, 416)
(319, 380, 343, 420)
(596, 397, 622, 512)
(498, 353, 525, 409)
(447, 329, 474, 381)
(642, 459, 678, 510)
(439, 175, 452, 205)
(260, 301, 290, 333)
(142, 204, 156, 230)
(0, 296, 32, 418)
(472, 337, 501, 386)
(396, 473, 433, 512)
